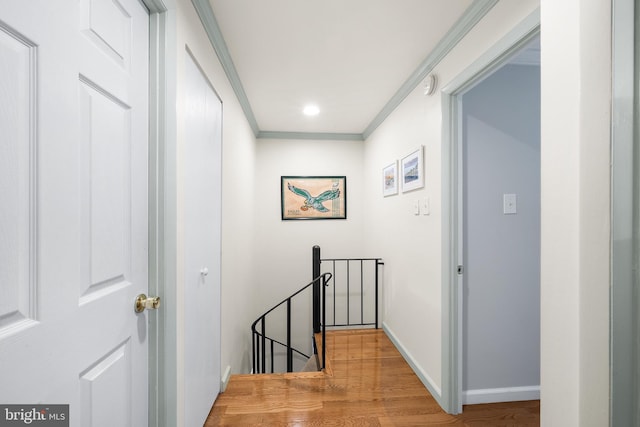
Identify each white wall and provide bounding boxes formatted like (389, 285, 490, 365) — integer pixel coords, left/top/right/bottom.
(253, 139, 365, 310)
(364, 84, 444, 390)
(363, 0, 540, 400)
(540, 0, 611, 425)
(364, 0, 612, 420)
(249, 138, 365, 365)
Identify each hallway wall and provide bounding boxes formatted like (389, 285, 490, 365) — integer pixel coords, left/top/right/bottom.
(176, 0, 366, 386)
(253, 138, 365, 313)
(176, 0, 612, 424)
(363, 0, 612, 424)
(362, 0, 540, 403)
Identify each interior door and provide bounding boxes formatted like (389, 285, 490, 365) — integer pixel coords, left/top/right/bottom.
(183, 50, 222, 426)
(0, 1, 150, 426)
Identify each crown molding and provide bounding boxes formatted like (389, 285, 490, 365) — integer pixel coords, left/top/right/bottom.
(257, 131, 364, 141)
(192, 0, 498, 142)
(191, 0, 260, 136)
(361, 0, 498, 139)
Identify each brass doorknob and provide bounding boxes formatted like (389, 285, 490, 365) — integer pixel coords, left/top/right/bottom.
(135, 294, 161, 313)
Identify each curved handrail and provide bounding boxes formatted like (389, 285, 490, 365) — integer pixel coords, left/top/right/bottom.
(251, 272, 332, 374)
(252, 335, 310, 359)
(250, 272, 332, 331)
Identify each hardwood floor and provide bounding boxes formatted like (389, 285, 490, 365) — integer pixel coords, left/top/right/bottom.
(205, 329, 540, 426)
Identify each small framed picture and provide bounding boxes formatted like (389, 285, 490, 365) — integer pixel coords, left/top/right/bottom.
(401, 147, 424, 193)
(382, 162, 398, 197)
(281, 176, 347, 220)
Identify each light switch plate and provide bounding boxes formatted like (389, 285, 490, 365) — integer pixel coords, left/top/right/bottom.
(423, 197, 430, 215)
(414, 200, 420, 215)
(503, 193, 517, 214)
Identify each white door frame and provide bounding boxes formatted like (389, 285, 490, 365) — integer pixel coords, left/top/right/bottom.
(610, 0, 638, 424)
(440, 9, 540, 414)
(144, 1, 179, 426)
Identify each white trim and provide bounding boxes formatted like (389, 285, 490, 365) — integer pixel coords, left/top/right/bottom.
(220, 365, 232, 392)
(144, 0, 173, 14)
(146, 2, 178, 427)
(442, 10, 540, 94)
(463, 386, 540, 405)
(382, 322, 443, 406)
(190, 0, 259, 135)
(440, 7, 540, 415)
(146, 6, 165, 427)
(610, 0, 638, 424)
(440, 92, 459, 414)
(363, 0, 498, 139)
(257, 130, 364, 141)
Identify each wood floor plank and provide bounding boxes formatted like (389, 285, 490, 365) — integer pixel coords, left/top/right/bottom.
(205, 330, 540, 426)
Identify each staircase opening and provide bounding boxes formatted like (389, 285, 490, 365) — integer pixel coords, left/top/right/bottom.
(251, 246, 383, 374)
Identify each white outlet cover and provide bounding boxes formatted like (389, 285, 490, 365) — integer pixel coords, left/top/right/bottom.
(503, 193, 517, 214)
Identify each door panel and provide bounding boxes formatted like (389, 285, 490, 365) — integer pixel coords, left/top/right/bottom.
(79, 80, 132, 300)
(184, 50, 223, 426)
(0, 1, 149, 425)
(0, 19, 36, 335)
(80, 341, 132, 427)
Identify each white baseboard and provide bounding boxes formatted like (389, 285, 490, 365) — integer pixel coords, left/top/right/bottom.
(220, 365, 232, 392)
(382, 322, 539, 409)
(382, 322, 444, 408)
(463, 385, 540, 405)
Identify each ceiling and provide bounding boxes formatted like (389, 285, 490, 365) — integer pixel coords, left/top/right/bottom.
(195, 0, 499, 140)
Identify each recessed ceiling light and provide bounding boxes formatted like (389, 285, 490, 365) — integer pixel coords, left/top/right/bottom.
(303, 105, 320, 116)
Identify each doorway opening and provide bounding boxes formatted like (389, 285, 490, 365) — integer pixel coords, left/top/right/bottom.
(459, 37, 540, 405)
(440, 10, 540, 414)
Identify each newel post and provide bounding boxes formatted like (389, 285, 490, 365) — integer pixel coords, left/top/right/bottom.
(312, 245, 321, 333)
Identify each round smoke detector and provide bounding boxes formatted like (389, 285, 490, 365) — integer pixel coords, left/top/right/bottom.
(424, 74, 438, 96)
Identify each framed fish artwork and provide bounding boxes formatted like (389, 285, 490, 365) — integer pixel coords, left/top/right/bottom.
(281, 176, 347, 220)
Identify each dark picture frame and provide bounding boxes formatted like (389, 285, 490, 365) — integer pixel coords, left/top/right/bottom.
(281, 176, 347, 220)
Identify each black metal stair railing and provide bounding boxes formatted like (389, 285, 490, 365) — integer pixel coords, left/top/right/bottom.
(251, 246, 383, 375)
(312, 245, 384, 330)
(251, 272, 332, 374)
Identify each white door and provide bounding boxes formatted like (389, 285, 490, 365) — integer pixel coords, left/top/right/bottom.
(0, 1, 150, 426)
(183, 51, 223, 426)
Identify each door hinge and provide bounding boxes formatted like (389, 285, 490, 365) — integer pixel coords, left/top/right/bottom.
(457, 265, 464, 275)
